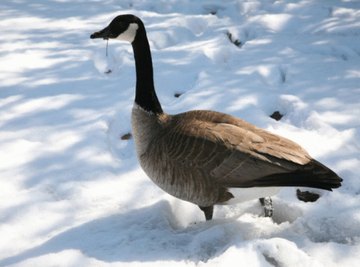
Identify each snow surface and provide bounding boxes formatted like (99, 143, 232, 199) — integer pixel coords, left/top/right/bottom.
(1, 0, 360, 266)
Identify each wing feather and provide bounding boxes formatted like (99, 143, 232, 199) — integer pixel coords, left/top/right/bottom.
(156, 110, 313, 188)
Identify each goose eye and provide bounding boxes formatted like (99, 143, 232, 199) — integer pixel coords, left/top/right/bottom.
(109, 22, 127, 36)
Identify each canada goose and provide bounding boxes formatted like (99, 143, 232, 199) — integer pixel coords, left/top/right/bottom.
(90, 14, 342, 221)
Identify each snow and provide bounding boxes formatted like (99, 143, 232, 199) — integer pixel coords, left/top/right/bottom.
(0, 0, 359, 266)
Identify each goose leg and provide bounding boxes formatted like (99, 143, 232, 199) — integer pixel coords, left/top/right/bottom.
(259, 197, 273, 217)
(199, 205, 214, 221)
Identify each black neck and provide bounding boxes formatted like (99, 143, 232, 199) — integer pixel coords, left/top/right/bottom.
(132, 23, 163, 114)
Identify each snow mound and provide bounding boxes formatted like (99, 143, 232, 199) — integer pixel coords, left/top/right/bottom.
(0, 0, 359, 266)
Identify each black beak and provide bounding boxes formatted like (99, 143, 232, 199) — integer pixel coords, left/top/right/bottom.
(90, 26, 111, 40)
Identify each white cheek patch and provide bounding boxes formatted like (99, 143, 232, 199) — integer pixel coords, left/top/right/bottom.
(115, 23, 139, 43)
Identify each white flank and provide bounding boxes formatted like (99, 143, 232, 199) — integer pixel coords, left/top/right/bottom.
(225, 187, 281, 204)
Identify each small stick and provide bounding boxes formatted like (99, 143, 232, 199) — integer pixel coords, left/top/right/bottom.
(106, 39, 109, 57)
(104, 39, 112, 74)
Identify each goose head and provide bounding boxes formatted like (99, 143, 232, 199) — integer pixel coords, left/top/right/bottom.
(90, 14, 140, 43)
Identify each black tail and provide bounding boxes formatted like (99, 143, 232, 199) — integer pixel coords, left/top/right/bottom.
(251, 160, 342, 191)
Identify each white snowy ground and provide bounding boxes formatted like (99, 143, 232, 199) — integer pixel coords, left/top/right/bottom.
(0, 0, 359, 266)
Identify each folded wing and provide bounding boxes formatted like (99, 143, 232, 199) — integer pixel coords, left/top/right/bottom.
(159, 110, 341, 191)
